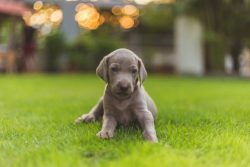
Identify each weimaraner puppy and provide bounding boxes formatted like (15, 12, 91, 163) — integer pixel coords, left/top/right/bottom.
(75, 48, 158, 142)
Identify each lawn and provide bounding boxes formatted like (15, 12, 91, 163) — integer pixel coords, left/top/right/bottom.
(0, 74, 249, 167)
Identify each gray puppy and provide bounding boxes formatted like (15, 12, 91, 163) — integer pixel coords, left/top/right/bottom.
(75, 48, 158, 142)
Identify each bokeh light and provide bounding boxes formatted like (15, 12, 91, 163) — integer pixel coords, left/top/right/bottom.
(75, 3, 90, 12)
(119, 16, 135, 29)
(33, 1, 43, 10)
(122, 5, 139, 17)
(133, 0, 175, 5)
(22, 11, 32, 26)
(23, 3, 63, 35)
(28, 2, 143, 32)
(75, 3, 104, 30)
(134, 0, 151, 5)
(112, 6, 122, 16)
(50, 10, 63, 23)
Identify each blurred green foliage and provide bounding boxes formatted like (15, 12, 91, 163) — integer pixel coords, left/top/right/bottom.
(66, 29, 124, 71)
(175, 0, 250, 72)
(41, 27, 124, 72)
(42, 31, 65, 72)
(140, 4, 175, 32)
(140, 0, 250, 73)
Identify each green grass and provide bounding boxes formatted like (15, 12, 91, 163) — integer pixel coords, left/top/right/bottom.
(0, 74, 249, 167)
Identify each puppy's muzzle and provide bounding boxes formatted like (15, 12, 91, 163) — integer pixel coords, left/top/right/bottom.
(117, 81, 131, 94)
(119, 83, 129, 92)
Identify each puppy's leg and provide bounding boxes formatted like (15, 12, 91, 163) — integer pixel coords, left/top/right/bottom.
(96, 114, 117, 139)
(136, 111, 158, 143)
(75, 98, 103, 124)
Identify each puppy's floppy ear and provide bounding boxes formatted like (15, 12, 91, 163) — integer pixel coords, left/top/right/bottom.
(137, 57, 147, 86)
(96, 55, 110, 83)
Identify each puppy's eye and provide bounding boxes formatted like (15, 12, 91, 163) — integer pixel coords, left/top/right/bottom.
(111, 67, 118, 72)
(131, 68, 138, 74)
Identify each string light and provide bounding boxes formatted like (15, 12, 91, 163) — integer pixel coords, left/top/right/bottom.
(27, 0, 177, 32)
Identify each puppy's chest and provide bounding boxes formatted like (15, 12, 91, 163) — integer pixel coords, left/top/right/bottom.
(114, 100, 131, 111)
(112, 102, 136, 125)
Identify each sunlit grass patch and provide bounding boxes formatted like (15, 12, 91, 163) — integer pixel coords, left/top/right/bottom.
(0, 75, 249, 167)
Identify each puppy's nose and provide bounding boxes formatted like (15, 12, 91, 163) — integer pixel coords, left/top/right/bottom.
(119, 83, 130, 92)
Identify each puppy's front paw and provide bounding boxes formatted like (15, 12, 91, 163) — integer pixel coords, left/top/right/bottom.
(143, 131, 158, 143)
(74, 114, 96, 124)
(96, 130, 114, 139)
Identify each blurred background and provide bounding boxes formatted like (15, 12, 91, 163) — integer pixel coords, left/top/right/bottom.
(0, 0, 250, 76)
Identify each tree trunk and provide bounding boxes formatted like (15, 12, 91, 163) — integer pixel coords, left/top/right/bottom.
(230, 40, 242, 74)
(204, 38, 225, 74)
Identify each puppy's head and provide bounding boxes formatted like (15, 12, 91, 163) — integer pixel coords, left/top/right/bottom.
(96, 48, 147, 99)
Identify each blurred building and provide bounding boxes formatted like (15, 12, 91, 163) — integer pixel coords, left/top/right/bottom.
(175, 16, 204, 75)
(0, 0, 30, 72)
